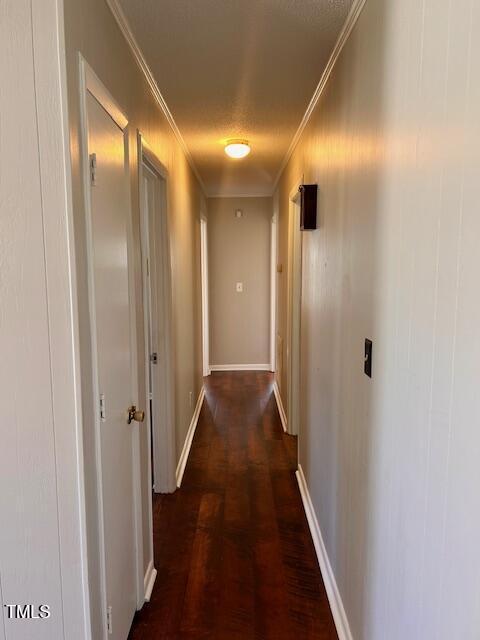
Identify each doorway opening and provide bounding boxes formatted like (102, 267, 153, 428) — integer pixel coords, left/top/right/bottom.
(138, 134, 176, 500)
(200, 218, 210, 377)
(270, 208, 278, 373)
(287, 182, 303, 436)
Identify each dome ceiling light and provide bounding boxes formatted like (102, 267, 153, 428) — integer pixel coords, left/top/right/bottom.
(224, 139, 251, 159)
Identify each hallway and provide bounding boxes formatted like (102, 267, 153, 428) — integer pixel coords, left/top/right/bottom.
(5, 1, 480, 638)
(129, 372, 338, 639)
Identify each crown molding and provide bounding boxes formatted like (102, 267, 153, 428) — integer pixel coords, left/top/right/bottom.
(105, 0, 367, 199)
(272, 0, 368, 192)
(104, 0, 207, 195)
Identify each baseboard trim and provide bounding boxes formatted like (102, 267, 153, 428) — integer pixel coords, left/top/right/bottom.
(175, 386, 205, 487)
(209, 364, 271, 372)
(296, 465, 353, 640)
(273, 381, 287, 433)
(143, 560, 157, 602)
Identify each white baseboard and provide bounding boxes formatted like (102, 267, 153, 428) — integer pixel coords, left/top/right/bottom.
(273, 380, 287, 433)
(175, 386, 205, 487)
(209, 363, 271, 371)
(296, 465, 353, 640)
(143, 560, 157, 602)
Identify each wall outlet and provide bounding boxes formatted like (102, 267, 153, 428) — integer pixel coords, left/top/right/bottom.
(236, 282, 243, 292)
(189, 391, 193, 407)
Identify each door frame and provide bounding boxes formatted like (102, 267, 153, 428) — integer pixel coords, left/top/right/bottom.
(138, 132, 177, 500)
(287, 179, 303, 436)
(270, 205, 278, 373)
(200, 217, 210, 376)
(79, 55, 145, 635)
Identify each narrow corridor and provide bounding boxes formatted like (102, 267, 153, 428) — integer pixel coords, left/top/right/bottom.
(129, 372, 337, 639)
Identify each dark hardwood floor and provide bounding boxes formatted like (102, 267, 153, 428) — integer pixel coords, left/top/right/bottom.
(129, 371, 338, 640)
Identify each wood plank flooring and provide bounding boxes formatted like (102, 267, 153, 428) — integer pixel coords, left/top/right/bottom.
(128, 371, 338, 640)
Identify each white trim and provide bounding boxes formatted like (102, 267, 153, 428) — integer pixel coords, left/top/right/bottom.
(128, 145, 146, 610)
(176, 387, 206, 487)
(138, 132, 177, 498)
(272, 0, 367, 191)
(272, 381, 287, 433)
(270, 212, 277, 373)
(296, 465, 353, 640)
(105, 0, 366, 199)
(143, 561, 158, 603)
(79, 55, 141, 637)
(104, 0, 206, 195)
(141, 134, 169, 179)
(83, 62, 128, 130)
(106, 0, 367, 200)
(132, 422, 145, 609)
(79, 54, 119, 639)
(209, 364, 272, 372)
(200, 219, 211, 376)
(286, 182, 303, 437)
(81, 54, 129, 132)
(81, 54, 129, 133)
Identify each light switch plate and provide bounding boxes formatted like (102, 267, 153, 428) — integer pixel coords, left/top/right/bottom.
(236, 282, 243, 292)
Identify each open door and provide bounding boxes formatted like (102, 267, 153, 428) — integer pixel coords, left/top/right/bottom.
(287, 186, 302, 436)
(200, 218, 210, 377)
(139, 141, 176, 497)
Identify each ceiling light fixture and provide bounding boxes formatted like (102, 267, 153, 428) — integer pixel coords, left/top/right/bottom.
(224, 139, 251, 159)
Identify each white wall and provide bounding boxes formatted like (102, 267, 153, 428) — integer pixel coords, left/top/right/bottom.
(208, 197, 272, 367)
(0, 1, 88, 638)
(276, 0, 480, 638)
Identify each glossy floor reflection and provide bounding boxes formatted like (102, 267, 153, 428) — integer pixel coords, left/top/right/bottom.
(129, 372, 338, 640)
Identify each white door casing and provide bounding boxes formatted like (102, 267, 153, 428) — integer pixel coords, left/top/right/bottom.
(142, 162, 163, 499)
(138, 135, 176, 497)
(287, 184, 303, 437)
(270, 209, 278, 373)
(137, 162, 158, 603)
(200, 218, 210, 377)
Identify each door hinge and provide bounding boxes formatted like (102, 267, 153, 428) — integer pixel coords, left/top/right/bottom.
(106, 606, 113, 635)
(89, 152, 97, 186)
(150, 352, 158, 364)
(99, 393, 106, 422)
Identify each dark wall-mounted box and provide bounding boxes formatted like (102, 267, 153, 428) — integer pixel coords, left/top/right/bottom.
(299, 184, 317, 231)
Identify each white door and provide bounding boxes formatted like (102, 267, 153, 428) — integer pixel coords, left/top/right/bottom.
(200, 218, 210, 377)
(287, 193, 302, 436)
(142, 164, 160, 489)
(140, 161, 176, 494)
(87, 92, 137, 639)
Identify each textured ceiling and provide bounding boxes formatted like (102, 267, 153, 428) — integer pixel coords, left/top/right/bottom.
(118, 0, 354, 196)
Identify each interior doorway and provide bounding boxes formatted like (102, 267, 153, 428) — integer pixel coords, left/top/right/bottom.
(200, 217, 210, 377)
(138, 134, 176, 498)
(270, 208, 278, 372)
(287, 183, 303, 436)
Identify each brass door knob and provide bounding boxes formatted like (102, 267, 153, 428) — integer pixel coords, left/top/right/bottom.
(127, 405, 145, 424)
